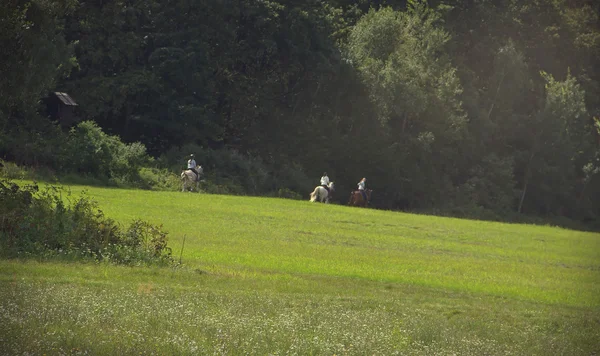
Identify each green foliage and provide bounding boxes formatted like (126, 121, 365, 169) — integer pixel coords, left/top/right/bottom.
(1, 0, 600, 225)
(65, 121, 150, 182)
(0, 120, 151, 186)
(276, 187, 303, 200)
(113, 220, 173, 265)
(346, 2, 468, 210)
(137, 167, 181, 191)
(158, 144, 310, 196)
(0, 180, 173, 266)
(0, 0, 78, 116)
(201, 180, 245, 196)
(0, 160, 27, 180)
(347, 2, 465, 135)
(0, 119, 72, 169)
(513, 72, 592, 216)
(453, 154, 517, 216)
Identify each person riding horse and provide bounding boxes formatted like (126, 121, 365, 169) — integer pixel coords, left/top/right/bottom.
(348, 177, 371, 207)
(187, 154, 200, 182)
(320, 173, 330, 193)
(357, 177, 367, 201)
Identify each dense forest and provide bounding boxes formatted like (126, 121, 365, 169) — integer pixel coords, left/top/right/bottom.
(1, 0, 599, 226)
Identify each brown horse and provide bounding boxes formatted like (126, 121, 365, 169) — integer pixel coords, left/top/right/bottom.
(348, 189, 372, 207)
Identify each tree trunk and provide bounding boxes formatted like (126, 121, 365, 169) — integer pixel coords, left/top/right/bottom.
(518, 150, 536, 214)
(487, 69, 506, 122)
(517, 175, 528, 214)
(576, 175, 593, 213)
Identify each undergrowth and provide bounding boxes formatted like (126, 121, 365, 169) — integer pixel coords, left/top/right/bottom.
(0, 179, 174, 266)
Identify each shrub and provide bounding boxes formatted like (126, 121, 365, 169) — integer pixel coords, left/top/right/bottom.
(164, 145, 271, 194)
(66, 121, 150, 183)
(276, 188, 303, 200)
(0, 180, 173, 266)
(455, 154, 517, 214)
(0, 118, 152, 186)
(201, 180, 245, 195)
(157, 145, 312, 196)
(0, 160, 27, 179)
(0, 119, 71, 171)
(103, 220, 173, 265)
(137, 167, 181, 191)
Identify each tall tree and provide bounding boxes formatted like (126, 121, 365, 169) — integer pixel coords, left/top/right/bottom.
(0, 0, 77, 118)
(346, 1, 466, 208)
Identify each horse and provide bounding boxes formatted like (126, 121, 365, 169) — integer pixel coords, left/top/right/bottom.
(309, 182, 335, 203)
(181, 166, 203, 192)
(348, 189, 372, 207)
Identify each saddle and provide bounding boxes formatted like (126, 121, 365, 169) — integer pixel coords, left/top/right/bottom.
(186, 169, 200, 181)
(354, 190, 368, 199)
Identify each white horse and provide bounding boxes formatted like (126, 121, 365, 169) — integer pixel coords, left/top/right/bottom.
(181, 166, 203, 192)
(309, 182, 335, 203)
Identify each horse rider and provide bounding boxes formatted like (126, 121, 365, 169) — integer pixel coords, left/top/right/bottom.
(320, 172, 330, 192)
(187, 154, 200, 181)
(357, 177, 367, 201)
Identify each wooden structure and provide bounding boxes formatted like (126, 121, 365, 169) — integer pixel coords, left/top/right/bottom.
(44, 92, 80, 127)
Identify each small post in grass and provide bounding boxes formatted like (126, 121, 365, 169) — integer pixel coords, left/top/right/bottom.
(179, 234, 186, 265)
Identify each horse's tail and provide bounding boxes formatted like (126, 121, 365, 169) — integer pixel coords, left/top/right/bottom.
(348, 191, 355, 205)
(309, 187, 319, 202)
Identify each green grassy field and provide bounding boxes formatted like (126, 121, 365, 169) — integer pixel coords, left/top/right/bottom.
(1, 184, 599, 355)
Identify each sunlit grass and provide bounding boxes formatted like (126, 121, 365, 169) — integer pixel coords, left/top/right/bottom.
(1, 181, 599, 354)
(60, 184, 600, 306)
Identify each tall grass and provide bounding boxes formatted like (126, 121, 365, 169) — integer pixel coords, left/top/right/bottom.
(1, 182, 599, 355)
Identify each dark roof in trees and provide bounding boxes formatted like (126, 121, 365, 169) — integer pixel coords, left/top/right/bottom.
(52, 92, 78, 106)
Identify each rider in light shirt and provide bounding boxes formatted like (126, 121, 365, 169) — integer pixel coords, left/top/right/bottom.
(357, 177, 367, 200)
(320, 172, 330, 192)
(187, 154, 200, 181)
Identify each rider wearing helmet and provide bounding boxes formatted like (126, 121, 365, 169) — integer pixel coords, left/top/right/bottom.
(187, 154, 200, 181)
(320, 172, 330, 192)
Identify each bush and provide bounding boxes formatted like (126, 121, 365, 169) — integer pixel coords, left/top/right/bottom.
(0, 180, 173, 266)
(0, 118, 152, 186)
(276, 188, 303, 200)
(201, 179, 245, 195)
(455, 154, 517, 214)
(66, 121, 150, 183)
(157, 145, 312, 196)
(0, 119, 72, 170)
(0, 160, 27, 179)
(159, 145, 271, 194)
(105, 220, 173, 265)
(137, 167, 181, 190)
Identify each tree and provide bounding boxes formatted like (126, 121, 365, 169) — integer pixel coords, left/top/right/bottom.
(517, 72, 591, 216)
(0, 0, 77, 118)
(346, 1, 466, 208)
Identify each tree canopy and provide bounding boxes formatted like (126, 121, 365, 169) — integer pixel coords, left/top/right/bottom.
(1, 0, 599, 226)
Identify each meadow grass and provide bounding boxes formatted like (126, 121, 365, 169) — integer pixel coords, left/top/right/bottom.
(1, 182, 599, 355)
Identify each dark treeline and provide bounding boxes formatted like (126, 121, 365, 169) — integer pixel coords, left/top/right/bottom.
(1, 0, 599, 226)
